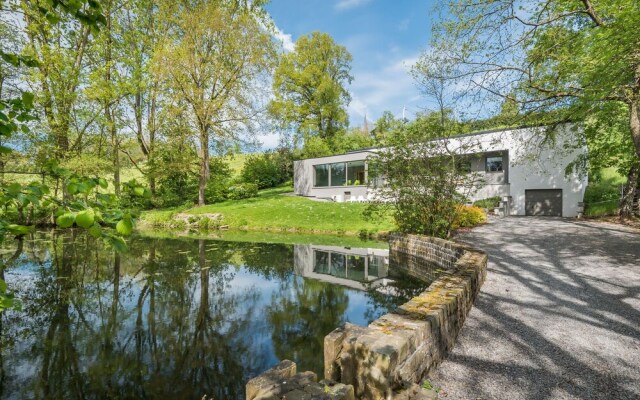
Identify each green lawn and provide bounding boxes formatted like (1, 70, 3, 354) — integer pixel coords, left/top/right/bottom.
(140, 185, 395, 236)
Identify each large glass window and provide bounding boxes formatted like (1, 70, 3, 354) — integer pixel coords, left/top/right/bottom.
(314, 251, 330, 274)
(330, 162, 346, 186)
(347, 161, 366, 185)
(486, 156, 503, 172)
(314, 164, 329, 187)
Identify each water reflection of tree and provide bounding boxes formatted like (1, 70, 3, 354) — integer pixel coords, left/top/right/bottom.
(0, 233, 283, 399)
(266, 277, 349, 375)
(0, 236, 24, 396)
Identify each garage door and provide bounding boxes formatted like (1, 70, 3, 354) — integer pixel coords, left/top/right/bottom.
(525, 189, 562, 216)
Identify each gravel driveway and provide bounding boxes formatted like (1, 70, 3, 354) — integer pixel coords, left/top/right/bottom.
(429, 217, 640, 400)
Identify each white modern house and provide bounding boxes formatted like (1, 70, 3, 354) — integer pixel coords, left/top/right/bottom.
(293, 125, 588, 217)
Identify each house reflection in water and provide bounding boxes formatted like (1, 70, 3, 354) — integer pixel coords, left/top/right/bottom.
(293, 245, 391, 291)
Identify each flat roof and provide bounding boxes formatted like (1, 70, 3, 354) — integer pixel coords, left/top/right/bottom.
(297, 124, 554, 162)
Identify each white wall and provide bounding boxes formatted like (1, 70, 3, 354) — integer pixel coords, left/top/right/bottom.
(294, 125, 588, 217)
(294, 150, 376, 200)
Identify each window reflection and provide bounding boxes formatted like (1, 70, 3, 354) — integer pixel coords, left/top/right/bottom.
(312, 250, 388, 283)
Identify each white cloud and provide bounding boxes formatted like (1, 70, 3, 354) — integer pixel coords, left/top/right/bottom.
(256, 132, 281, 150)
(347, 53, 422, 124)
(335, 0, 372, 11)
(273, 24, 295, 52)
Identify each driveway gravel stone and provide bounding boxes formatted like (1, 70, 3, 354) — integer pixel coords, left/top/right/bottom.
(428, 217, 640, 400)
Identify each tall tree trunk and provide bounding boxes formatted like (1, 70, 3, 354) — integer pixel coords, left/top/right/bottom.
(620, 100, 640, 218)
(111, 118, 120, 195)
(198, 129, 209, 206)
(104, 0, 120, 196)
(148, 85, 157, 194)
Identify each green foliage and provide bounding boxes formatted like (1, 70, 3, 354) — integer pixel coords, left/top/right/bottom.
(148, 144, 199, 207)
(472, 197, 501, 209)
(583, 168, 626, 217)
(429, 0, 640, 216)
(269, 32, 353, 144)
(204, 157, 234, 203)
(119, 179, 153, 209)
(227, 183, 258, 200)
(365, 112, 479, 238)
(373, 110, 404, 145)
(240, 150, 292, 189)
(452, 206, 487, 230)
(330, 127, 374, 154)
(301, 136, 333, 158)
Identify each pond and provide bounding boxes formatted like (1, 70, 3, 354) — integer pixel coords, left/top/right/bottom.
(0, 231, 433, 400)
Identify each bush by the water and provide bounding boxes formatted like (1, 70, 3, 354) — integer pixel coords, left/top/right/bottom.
(227, 183, 258, 200)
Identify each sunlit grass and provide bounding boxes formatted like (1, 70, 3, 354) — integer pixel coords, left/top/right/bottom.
(141, 185, 395, 235)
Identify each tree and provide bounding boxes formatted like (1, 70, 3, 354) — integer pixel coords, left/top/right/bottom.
(119, 0, 164, 195)
(20, 0, 96, 161)
(367, 58, 479, 238)
(153, 0, 275, 206)
(372, 111, 403, 145)
(423, 0, 640, 217)
(269, 32, 353, 151)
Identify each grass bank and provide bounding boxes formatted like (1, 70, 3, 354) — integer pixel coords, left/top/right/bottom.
(136, 229, 388, 248)
(139, 186, 395, 236)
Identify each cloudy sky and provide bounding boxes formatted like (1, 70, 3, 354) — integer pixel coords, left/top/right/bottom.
(264, 0, 435, 134)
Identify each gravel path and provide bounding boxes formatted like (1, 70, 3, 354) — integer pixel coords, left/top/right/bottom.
(429, 217, 640, 400)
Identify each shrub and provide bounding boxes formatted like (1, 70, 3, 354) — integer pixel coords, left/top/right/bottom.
(365, 122, 481, 238)
(472, 196, 501, 209)
(205, 157, 233, 203)
(240, 150, 293, 189)
(227, 183, 258, 200)
(148, 145, 199, 208)
(452, 205, 487, 229)
(241, 153, 281, 189)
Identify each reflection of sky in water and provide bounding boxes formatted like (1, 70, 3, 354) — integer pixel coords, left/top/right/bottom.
(0, 235, 423, 400)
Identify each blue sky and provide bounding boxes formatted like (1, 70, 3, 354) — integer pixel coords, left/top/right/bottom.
(265, 0, 436, 128)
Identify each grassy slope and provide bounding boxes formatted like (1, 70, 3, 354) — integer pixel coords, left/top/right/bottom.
(136, 229, 388, 248)
(140, 186, 396, 235)
(584, 167, 626, 217)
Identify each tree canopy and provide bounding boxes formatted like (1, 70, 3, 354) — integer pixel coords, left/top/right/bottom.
(269, 32, 353, 150)
(421, 0, 640, 216)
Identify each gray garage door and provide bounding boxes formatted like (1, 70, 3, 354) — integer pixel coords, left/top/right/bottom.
(525, 189, 562, 216)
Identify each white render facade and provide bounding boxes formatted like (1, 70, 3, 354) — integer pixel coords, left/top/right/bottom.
(294, 125, 588, 217)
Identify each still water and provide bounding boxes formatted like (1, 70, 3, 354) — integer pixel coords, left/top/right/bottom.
(0, 231, 430, 400)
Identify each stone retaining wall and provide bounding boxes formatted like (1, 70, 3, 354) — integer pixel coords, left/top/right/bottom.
(247, 233, 487, 400)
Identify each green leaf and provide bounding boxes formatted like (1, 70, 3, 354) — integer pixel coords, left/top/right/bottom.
(67, 182, 78, 195)
(75, 209, 95, 229)
(6, 224, 33, 235)
(98, 178, 108, 189)
(88, 223, 102, 238)
(56, 213, 76, 228)
(116, 218, 133, 236)
(107, 235, 128, 253)
(21, 92, 34, 110)
(0, 145, 12, 154)
(133, 186, 145, 196)
(0, 52, 19, 67)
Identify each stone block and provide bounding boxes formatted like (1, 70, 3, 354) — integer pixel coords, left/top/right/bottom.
(246, 360, 297, 400)
(324, 327, 346, 380)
